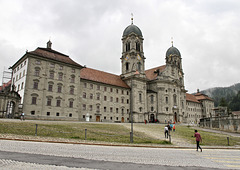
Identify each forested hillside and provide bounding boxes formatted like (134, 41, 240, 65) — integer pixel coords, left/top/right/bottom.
(200, 83, 240, 111)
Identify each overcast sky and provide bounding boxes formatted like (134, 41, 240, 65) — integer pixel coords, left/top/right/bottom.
(0, 0, 239, 93)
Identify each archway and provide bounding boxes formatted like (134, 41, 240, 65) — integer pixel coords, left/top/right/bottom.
(150, 114, 155, 123)
(174, 112, 177, 122)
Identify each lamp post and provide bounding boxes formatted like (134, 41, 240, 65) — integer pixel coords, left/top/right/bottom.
(130, 73, 134, 143)
(130, 63, 137, 143)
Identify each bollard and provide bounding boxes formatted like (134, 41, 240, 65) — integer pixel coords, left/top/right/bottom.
(169, 134, 171, 143)
(35, 124, 38, 136)
(85, 129, 87, 140)
(227, 137, 229, 146)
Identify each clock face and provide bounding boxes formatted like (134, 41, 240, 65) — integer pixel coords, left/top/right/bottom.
(125, 55, 129, 61)
(137, 54, 141, 60)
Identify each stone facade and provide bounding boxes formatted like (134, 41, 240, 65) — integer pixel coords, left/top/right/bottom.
(8, 21, 215, 123)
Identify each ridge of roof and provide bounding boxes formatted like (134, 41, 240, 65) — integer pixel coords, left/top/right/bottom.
(80, 67, 130, 88)
(186, 93, 200, 103)
(28, 47, 82, 68)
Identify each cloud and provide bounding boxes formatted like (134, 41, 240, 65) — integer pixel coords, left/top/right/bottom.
(0, 0, 240, 94)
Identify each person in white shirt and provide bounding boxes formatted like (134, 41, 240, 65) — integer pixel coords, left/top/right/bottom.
(164, 126, 169, 138)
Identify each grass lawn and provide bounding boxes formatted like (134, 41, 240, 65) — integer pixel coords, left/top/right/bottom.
(173, 125, 240, 146)
(0, 120, 239, 146)
(0, 121, 170, 145)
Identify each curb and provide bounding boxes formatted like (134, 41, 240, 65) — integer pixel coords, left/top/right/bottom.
(1, 137, 239, 150)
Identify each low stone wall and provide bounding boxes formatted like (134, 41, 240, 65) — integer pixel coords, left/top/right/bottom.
(200, 116, 240, 133)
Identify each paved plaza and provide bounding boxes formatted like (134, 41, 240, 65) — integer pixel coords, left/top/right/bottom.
(0, 139, 240, 170)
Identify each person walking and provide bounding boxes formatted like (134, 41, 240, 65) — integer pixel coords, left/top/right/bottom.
(173, 125, 176, 132)
(164, 126, 169, 138)
(194, 130, 202, 152)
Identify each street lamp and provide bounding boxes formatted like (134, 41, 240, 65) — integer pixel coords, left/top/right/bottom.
(130, 73, 134, 143)
(130, 63, 138, 143)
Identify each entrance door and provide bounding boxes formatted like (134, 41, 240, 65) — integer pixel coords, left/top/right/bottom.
(121, 117, 124, 123)
(96, 116, 100, 122)
(174, 112, 177, 122)
(150, 114, 155, 123)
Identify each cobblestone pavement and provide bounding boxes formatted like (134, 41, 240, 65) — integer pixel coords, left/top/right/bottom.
(0, 140, 240, 169)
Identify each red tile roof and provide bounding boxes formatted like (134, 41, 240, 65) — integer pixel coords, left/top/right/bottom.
(80, 67, 130, 88)
(186, 93, 200, 103)
(194, 92, 214, 101)
(28, 48, 82, 68)
(145, 65, 166, 80)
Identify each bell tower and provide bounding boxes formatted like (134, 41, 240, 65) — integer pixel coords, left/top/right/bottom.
(121, 17, 147, 123)
(121, 17, 145, 79)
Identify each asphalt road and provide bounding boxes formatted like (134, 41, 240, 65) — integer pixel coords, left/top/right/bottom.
(0, 140, 240, 170)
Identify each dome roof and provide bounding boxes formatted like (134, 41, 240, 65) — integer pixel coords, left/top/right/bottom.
(123, 24, 143, 37)
(166, 46, 181, 57)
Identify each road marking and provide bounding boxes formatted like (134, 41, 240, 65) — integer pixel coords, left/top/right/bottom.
(205, 157, 240, 160)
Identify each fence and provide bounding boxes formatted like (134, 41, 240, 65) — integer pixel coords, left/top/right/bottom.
(200, 115, 240, 133)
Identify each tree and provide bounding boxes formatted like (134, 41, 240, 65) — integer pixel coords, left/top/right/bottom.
(219, 97, 228, 107)
(229, 91, 240, 111)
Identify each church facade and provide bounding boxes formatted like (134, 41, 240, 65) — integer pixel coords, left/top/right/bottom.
(9, 21, 215, 123)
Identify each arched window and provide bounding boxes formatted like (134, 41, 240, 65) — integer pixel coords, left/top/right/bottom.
(150, 95, 154, 103)
(126, 62, 129, 71)
(173, 94, 177, 105)
(139, 93, 142, 102)
(136, 42, 140, 51)
(137, 62, 141, 72)
(126, 42, 130, 51)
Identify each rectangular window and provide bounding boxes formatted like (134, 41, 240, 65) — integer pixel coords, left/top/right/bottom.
(104, 87, 107, 91)
(70, 76, 75, 83)
(34, 69, 40, 76)
(58, 73, 63, 81)
(48, 84, 53, 91)
(116, 108, 118, 113)
(104, 96, 107, 101)
(57, 86, 62, 93)
(97, 85, 100, 90)
(104, 107, 107, 112)
(116, 98, 119, 103)
(122, 90, 124, 94)
(110, 107, 113, 112)
(70, 87, 74, 95)
(31, 111, 35, 115)
(83, 104, 86, 110)
(83, 92, 86, 98)
(110, 88, 113, 92)
(121, 98, 124, 103)
(49, 72, 54, 79)
(47, 112, 50, 116)
(90, 93, 93, 99)
(33, 82, 38, 89)
(47, 98, 52, 106)
(32, 97, 37, 104)
(96, 105, 100, 112)
(84, 83, 87, 88)
(90, 84, 93, 89)
(97, 94, 100, 100)
(89, 105, 92, 111)
(69, 101, 73, 108)
(110, 97, 113, 102)
(56, 100, 61, 107)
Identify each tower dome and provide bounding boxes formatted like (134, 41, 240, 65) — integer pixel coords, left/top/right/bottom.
(123, 24, 143, 37)
(166, 46, 181, 57)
